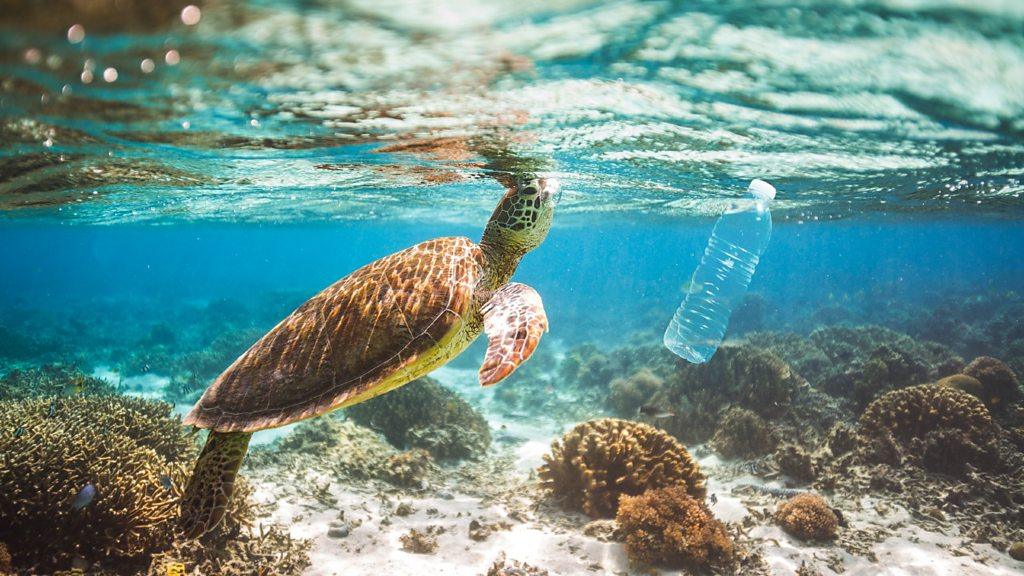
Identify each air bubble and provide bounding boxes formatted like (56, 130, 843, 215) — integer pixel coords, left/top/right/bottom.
(181, 5, 202, 26)
(67, 24, 85, 44)
(141, 59, 155, 73)
(103, 67, 118, 82)
(165, 50, 181, 65)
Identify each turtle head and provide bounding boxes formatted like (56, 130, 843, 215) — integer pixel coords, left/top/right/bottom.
(482, 176, 559, 256)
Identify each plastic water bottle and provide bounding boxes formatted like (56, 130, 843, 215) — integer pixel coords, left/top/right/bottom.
(664, 179, 776, 363)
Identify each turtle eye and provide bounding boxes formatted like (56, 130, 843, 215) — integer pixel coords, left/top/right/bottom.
(519, 185, 538, 196)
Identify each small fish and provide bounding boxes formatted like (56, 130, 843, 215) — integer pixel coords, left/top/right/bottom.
(166, 563, 186, 576)
(709, 493, 718, 505)
(13, 426, 25, 437)
(47, 400, 57, 418)
(159, 475, 174, 491)
(638, 405, 675, 419)
(748, 462, 759, 476)
(71, 482, 97, 510)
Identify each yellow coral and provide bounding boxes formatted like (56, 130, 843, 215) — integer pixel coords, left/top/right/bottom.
(538, 418, 705, 518)
(616, 486, 733, 568)
(774, 493, 838, 540)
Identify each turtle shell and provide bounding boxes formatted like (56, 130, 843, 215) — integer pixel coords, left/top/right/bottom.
(184, 237, 485, 432)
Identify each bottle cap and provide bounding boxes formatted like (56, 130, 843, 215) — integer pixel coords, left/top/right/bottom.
(748, 179, 776, 201)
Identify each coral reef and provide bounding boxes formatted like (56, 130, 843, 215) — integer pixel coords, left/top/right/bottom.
(811, 326, 962, 406)
(0, 363, 115, 400)
(825, 422, 858, 456)
(0, 395, 308, 573)
(859, 384, 993, 444)
(752, 326, 963, 407)
(538, 418, 705, 518)
(606, 368, 663, 416)
(384, 449, 434, 488)
(346, 377, 491, 460)
(775, 444, 816, 483)
(654, 344, 802, 443)
(963, 356, 1022, 409)
(936, 374, 985, 400)
(615, 485, 733, 569)
(252, 415, 400, 482)
(485, 553, 549, 576)
(400, 527, 441, 554)
(857, 384, 999, 474)
(710, 407, 778, 459)
(773, 493, 839, 541)
(0, 543, 10, 574)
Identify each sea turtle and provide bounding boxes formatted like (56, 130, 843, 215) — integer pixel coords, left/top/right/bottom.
(179, 176, 559, 538)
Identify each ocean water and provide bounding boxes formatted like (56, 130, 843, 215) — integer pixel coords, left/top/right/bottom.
(1, 1, 1023, 575)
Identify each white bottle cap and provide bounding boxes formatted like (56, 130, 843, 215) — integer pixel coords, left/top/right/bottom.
(748, 179, 776, 201)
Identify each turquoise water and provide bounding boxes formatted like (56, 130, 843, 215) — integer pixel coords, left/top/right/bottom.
(1, 1, 1023, 575)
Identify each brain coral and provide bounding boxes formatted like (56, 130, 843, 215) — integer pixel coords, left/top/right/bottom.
(859, 383, 992, 444)
(616, 485, 733, 569)
(774, 493, 839, 540)
(538, 418, 705, 518)
(963, 356, 1022, 408)
(346, 377, 490, 460)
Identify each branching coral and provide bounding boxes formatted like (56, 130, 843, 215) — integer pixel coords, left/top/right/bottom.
(607, 369, 663, 416)
(773, 493, 838, 541)
(0, 395, 190, 569)
(963, 356, 1022, 409)
(346, 377, 490, 460)
(0, 395, 308, 573)
(0, 363, 115, 400)
(538, 418, 705, 518)
(710, 407, 777, 459)
(615, 485, 733, 569)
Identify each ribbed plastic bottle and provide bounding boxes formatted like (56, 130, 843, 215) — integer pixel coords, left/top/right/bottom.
(664, 179, 776, 363)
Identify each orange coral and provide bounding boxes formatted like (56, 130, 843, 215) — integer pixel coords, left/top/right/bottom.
(616, 486, 733, 568)
(539, 419, 705, 518)
(774, 493, 838, 540)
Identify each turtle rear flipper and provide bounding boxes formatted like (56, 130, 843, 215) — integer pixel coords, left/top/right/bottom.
(179, 430, 252, 539)
(479, 282, 548, 386)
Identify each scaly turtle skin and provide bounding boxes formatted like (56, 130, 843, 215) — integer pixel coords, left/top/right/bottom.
(179, 177, 558, 538)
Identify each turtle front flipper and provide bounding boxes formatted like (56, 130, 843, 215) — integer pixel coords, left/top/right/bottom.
(478, 282, 548, 386)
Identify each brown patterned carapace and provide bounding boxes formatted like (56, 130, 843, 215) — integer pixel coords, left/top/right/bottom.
(179, 177, 558, 538)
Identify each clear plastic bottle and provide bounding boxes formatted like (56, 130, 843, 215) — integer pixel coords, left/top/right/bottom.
(664, 179, 776, 363)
